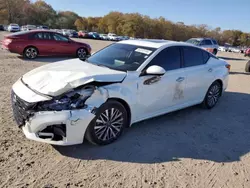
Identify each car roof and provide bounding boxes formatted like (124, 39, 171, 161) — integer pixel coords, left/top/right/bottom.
(118, 39, 194, 48)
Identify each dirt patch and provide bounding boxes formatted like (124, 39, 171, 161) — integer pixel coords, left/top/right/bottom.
(0, 32, 250, 188)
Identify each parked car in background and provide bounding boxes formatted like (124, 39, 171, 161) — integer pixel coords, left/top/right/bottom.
(37, 25, 49, 30)
(218, 46, 227, 52)
(108, 33, 119, 41)
(88, 32, 100, 39)
(8, 24, 20, 32)
(3, 25, 8, 31)
(78, 31, 89, 38)
(0, 24, 4, 31)
(22, 25, 37, 31)
(62, 29, 70, 36)
(10, 39, 229, 146)
(68, 30, 78, 38)
(231, 47, 241, 53)
(100, 34, 109, 40)
(244, 48, 250, 57)
(1, 30, 91, 59)
(186, 38, 219, 55)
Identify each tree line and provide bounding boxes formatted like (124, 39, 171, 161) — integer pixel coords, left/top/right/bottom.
(0, 0, 249, 46)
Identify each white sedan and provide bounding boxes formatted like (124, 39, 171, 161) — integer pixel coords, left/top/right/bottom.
(11, 40, 230, 146)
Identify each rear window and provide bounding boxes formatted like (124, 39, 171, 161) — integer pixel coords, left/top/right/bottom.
(212, 40, 218, 45)
(183, 46, 204, 67)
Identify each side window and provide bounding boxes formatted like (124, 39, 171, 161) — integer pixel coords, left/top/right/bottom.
(183, 46, 204, 67)
(43, 32, 52, 40)
(202, 50, 210, 63)
(34, 33, 43, 39)
(147, 47, 181, 71)
(34, 32, 52, 40)
(204, 40, 213, 45)
(53, 33, 69, 42)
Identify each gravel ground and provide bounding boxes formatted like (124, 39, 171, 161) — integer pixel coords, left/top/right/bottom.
(0, 31, 250, 188)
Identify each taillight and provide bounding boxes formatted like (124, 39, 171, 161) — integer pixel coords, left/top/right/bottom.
(4, 39, 12, 45)
(225, 64, 231, 72)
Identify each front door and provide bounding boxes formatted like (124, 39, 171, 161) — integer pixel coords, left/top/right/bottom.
(135, 46, 186, 120)
(51, 33, 74, 55)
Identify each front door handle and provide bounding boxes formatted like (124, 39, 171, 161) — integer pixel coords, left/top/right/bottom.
(208, 68, 213, 72)
(176, 77, 185, 82)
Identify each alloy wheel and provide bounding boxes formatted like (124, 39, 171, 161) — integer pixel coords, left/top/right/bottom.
(94, 108, 124, 141)
(77, 48, 87, 59)
(25, 47, 38, 59)
(207, 84, 221, 107)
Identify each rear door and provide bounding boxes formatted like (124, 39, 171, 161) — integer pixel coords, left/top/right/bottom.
(182, 46, 214, 103)
(31, 32, 54, 55)
(51, 33, 74, 55)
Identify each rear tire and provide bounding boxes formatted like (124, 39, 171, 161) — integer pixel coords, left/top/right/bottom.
(245, 60, 250, 72)
(213, 49, 218, 55)
(85, 100, 128, 145)
(76, 48, 87, 60)
(24, 47, 38, 59)
(202, 81, 222, 109)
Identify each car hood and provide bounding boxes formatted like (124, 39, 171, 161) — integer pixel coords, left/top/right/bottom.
(22, 59, 127, 96)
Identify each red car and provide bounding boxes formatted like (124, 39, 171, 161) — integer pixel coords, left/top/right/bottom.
(1, 30, 91, 59)
(244, 48, 250, 57)
(78, 31, 89, 38)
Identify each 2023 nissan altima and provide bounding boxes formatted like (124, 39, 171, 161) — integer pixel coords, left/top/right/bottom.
(1, 30, 91, 59)
(11, 39, 230, 146)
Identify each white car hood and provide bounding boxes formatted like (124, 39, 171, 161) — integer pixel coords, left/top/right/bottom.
(22, 59, 126, 96)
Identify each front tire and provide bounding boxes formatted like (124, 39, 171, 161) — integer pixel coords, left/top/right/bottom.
(202, 81, 222, 109)
(85, 100, 128, 145)
(24, 47, 38, 59)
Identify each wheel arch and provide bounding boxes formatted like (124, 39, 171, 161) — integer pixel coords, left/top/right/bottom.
(212, 79, 223, 95)
(107, 97, 132, 127)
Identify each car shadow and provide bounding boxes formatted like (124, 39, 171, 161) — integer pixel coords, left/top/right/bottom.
(230, 71, 250, 75)
(217, 56, 247, 61)
(55, 91, 250, 164)
(17, 56, 74, 63)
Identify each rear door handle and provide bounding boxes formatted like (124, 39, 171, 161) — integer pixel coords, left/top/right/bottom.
(208, 68, 213, 72)
(176, 77, 185, 82)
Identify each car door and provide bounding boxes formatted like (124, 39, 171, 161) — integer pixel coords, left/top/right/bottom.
(51, 33, 74, 55)
(31, 32, 54, 55)
(200, 39, 214, 52)
(136, 46, 186, 120)
(181, 46, 214, 104)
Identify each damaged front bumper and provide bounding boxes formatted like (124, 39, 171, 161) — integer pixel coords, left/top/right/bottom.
(22, 108, 95, 146)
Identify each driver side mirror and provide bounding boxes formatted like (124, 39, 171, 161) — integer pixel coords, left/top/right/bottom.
(144, 65, 166, 76)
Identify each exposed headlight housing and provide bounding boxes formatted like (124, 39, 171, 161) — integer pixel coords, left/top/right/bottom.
(38, 85, 95, 111)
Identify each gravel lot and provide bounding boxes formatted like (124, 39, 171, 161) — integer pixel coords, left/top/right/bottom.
(0, 31, 250, 188)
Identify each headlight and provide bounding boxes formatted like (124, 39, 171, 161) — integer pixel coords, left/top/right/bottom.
(38, 85, 95, 111)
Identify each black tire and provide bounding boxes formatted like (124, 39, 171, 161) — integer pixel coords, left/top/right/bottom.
(85, 100, 128, 145)
(24, 46, 38, 59)
(202, 81, 222, 109)
(76, 48, 87, 59)
(245, 60, 250, 72)
(213, 49, 218, 55)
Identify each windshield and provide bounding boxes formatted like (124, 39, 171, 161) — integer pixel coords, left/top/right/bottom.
(186, 39, 201, 46)
(87, 43, 156, 71)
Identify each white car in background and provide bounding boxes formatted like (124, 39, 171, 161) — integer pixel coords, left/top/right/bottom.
(100, 34, 109, 40)
(218, 46, 227, 52)
(8, 23, 20, 32)
(11, 40, 230, 146)
(21, 25, 37, 31)
(108, 33, 119, 41)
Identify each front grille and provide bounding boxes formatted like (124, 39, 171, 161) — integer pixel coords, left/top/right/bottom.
(11, 90, 35, 127)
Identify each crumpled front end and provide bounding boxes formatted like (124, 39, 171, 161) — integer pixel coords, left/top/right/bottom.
(11, 79, 109, 146)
